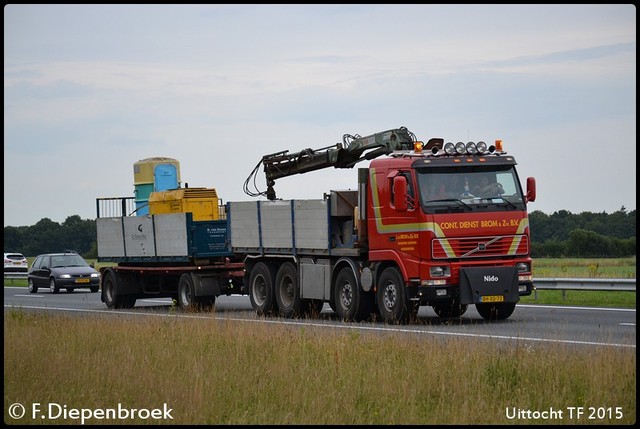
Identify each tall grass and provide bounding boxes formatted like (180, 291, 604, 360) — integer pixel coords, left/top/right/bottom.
(4, 310, 636, 425)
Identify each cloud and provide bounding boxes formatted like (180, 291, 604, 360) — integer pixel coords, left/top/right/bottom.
(3, 4, 636, 226)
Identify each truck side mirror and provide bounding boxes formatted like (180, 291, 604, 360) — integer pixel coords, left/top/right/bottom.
(526, 177, 536, 203)
(393, 175, 408, 212)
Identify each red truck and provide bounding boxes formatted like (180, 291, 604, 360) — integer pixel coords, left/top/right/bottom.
(97, 126, 536, 324)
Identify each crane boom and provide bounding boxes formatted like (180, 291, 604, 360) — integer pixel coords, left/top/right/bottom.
(244, 126, 418, 200)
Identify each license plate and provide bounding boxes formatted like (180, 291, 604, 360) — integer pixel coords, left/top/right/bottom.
(13, 262, 21, 265)
(75, 278, 90, 284)
(481, 295, 504, 303)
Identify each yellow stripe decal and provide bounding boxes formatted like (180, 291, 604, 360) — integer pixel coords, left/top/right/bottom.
(508, 218, 529, 254)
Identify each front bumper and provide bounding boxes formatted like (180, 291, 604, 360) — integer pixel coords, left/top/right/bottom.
(56, 278, 100, 288)
(411, 281, 534, 305)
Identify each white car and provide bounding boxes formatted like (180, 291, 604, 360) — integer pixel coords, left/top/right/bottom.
(4, 252, 28, 273)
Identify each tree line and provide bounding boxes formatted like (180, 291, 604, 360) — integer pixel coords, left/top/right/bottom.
(529, 207, 635, 258)
(3, 208, 636, 259)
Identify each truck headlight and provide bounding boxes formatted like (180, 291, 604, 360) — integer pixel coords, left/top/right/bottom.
(430, 266, 451, 277)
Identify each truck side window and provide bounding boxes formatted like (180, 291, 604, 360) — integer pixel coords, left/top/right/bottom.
(404, 172, 416, 210)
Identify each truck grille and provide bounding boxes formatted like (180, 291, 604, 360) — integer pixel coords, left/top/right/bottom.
(432, 235, 529, 259)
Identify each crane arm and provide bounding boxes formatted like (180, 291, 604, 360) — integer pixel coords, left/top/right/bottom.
(243, 127, 417, 200)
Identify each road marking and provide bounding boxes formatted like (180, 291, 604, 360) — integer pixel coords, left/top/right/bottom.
(3, 303, 635, 350)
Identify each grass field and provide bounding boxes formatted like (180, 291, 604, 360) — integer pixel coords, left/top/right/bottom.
(4, 309, 636, 425)
(4, 258, 636, 424)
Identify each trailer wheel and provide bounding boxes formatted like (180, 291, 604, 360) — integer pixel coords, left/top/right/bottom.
(275, 262, 301, 318)
(476, 302, 516, 321)
(196, 295, 216, 309)
(432, 299, 468, 318)
(178, 273, 215, 311)
(334, 267, 373, 322)
(376, 267, 415, 324)
(249, 262, 278, 316)
(102, 268, 136, 309)
(178, 273, 196, 310)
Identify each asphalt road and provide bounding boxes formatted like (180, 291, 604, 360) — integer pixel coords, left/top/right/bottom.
(3, 286, 636, 350)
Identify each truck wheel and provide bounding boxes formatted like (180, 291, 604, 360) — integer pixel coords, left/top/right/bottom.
(376, 267, 414, 324)
(476, 302, 516, 321)
(334, 267, 373, 322)
(249, 262, 278, 316)
(102, 269, 135, 309)
(275, 262, 301, 318)
(328, 298, 337, 314)
(178, 273, 196, 310)
(432, 299, 468, 318)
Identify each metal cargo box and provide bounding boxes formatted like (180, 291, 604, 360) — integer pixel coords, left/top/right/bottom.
(149, 187, 221, 221)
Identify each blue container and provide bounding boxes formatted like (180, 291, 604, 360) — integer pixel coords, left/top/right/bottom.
(133, 158, 181, 216)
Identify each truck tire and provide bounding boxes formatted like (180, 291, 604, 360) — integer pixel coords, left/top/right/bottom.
(102, 269, 136, 309)
(432, 299, 468, 318)
(476, 302, 516, 321)
(376, 267, 416, 324)
(275, 262, 302, 318)
(249, 262, 278, 316)
(334, 266, 374, 322)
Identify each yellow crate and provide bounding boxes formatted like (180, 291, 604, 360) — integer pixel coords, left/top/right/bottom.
(149, 187, 220, 221)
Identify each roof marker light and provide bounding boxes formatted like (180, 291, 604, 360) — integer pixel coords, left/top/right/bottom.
(444, 142, 456, 155)
(476, 141, 487, 154)
(466, 142, 477, 154)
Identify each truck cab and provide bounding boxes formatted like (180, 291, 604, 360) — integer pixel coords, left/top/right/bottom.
(366, 140, 536, 322)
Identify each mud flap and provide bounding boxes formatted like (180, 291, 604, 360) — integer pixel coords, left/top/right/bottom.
(459, 267, 519, 305)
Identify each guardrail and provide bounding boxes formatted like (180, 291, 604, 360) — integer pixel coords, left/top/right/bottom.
(532, 278, 636, 300)
(3, 272, 28, 284)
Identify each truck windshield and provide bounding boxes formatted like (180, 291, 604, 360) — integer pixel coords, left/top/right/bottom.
(415, 166, 525, 212)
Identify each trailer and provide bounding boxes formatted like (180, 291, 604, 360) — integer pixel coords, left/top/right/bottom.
(97, 126, 537, 324)
(96, 208, 245, 309)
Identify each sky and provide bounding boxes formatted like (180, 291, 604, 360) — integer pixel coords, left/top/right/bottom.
(3, 4, 636, 227)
